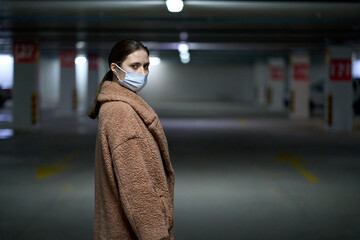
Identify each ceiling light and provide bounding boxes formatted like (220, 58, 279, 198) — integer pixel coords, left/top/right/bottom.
(150, 56, 161, 66)
(75, 55, 87, 65)
(166, 0, 184, 13)
(76, 41, 86, 49)
(180, 31, 188, 41)
(180, 52, 190, 60)
(177, 42, 189, 53)
(180, 57, 190, 64)
(177, 41, 190, 64)
(179, 51, 190, 64)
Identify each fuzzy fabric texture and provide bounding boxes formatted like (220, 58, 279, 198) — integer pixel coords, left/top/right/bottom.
(94, 81, 175, 240)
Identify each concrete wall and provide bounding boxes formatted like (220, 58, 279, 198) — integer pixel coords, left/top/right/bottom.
(37, 55, 328, 112)
(140, 61, 254, 106)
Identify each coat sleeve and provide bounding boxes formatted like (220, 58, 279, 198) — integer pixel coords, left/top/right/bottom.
(103, 102, 170, 240)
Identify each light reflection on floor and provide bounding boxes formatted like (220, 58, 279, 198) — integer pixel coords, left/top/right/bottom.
(0, 128, 13, 139)
(0, 112, 12, 122)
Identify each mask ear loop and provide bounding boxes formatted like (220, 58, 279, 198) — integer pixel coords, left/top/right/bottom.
(115, 63, 126, 73)
(114, 63, 126, 81)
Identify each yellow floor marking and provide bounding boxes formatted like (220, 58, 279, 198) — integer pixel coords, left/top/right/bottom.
(35, 153, 75, 180)
(62, 184, 74, 192)
(270, 173, 278, 179)
(57, 184, 74, 200)
(268, 187, 278, 193)
(237, 118, 248, 125)
(274, 152, 319, 183)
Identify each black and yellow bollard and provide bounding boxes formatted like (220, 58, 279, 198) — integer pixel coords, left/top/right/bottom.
(268, 87, 273, 104)
(72, 88, 77, 111)
(31, 92, 37, 124)
(328, 93, 333, 126)
(266, 86, 272, 104)
(289, 90, 295, 112)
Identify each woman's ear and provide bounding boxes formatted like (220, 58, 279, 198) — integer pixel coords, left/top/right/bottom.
(110, 63, 117, 73)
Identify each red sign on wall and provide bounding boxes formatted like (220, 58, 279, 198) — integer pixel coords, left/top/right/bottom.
(330, 59, 352, 81)
(88, 55, 98, 70)
(293, 63, 309, 81)
(60, 50, 76, 68)
(270, 66, 284, 81)
(13, 41, 40, 63)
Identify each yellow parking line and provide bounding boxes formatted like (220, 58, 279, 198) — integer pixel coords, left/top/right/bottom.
(237, 118, 248, 125)
(274, 152, 319, 183)
(35, 153, 75, 180)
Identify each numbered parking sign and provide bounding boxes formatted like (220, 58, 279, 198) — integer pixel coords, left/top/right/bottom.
(88, 55, 98, 70)
(270, 66, 284, 81)
(330, 59, 352, 81)
(293, 63, 309, 81)
(13, 41, 40, 63)
(60, 50, 76, 68)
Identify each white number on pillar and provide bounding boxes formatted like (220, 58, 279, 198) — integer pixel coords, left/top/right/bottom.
(330, 59, 351, 81)
(346, 62, 351, 77)
(337, 62, 344, 78)
(24, 44, 34, 59)
(13, 41, 38, 62)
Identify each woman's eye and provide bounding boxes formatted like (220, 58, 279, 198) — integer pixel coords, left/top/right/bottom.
(131, 65, 137, 69)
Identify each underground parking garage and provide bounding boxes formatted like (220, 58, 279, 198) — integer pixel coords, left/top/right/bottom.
(1, 1, 360, 239)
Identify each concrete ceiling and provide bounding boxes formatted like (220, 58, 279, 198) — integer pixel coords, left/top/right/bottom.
(1, 1, 360, 61)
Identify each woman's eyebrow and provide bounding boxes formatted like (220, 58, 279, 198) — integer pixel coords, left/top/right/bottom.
(129, 61, 149, 65)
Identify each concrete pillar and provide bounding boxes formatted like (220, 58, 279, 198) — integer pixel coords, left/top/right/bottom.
(12, 40, 40, 130)
(324, 47, 353, 131)
(289, 53, 310, 119)
(58, 50, 76, 115)
(39, 53, 60, 110)
(267, 57, 286, 111)
(87, 55, 99, 111)
(254, 60, 267, 106)
(98, 55, 108, 80)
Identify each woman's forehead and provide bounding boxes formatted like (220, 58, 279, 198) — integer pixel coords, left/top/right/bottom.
(125, 50, 149, 63)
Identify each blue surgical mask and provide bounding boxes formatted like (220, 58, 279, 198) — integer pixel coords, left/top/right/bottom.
(114, 64, 148, 92)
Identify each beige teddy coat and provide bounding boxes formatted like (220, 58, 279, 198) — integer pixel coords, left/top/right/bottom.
(94, 81, 175, 240)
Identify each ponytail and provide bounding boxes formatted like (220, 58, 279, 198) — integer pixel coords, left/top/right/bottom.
(88, 70, 113, 119)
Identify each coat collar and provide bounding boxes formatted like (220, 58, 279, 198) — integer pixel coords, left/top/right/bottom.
(97, 81, 157, 126)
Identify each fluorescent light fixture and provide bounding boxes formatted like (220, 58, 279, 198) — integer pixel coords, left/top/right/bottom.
(180, 52, 190, 64)
(180, 52, 190, 60)
(166, 0, 184, 13)
(75, 55, 87, 65)
(0, 54, 13, 64)
(180, 57, 190, 64)
(177, 42, 189, 53)
(150, 56, 161, 66)
(76, 41, 86, 49)
(180, 31, 188, 41)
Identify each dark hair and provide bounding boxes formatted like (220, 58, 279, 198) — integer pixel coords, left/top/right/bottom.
(88, 39, 149, 119)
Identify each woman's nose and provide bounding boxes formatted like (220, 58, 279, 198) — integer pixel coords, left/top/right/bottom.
(139, 67, 147, 74)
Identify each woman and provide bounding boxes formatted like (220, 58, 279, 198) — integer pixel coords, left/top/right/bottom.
(89, 39, 175, 240)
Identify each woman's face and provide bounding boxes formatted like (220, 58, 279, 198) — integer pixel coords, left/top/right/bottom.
(111, 49, 149, 81)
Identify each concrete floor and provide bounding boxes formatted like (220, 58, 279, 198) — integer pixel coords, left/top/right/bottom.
(1, 104, 360, 240)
